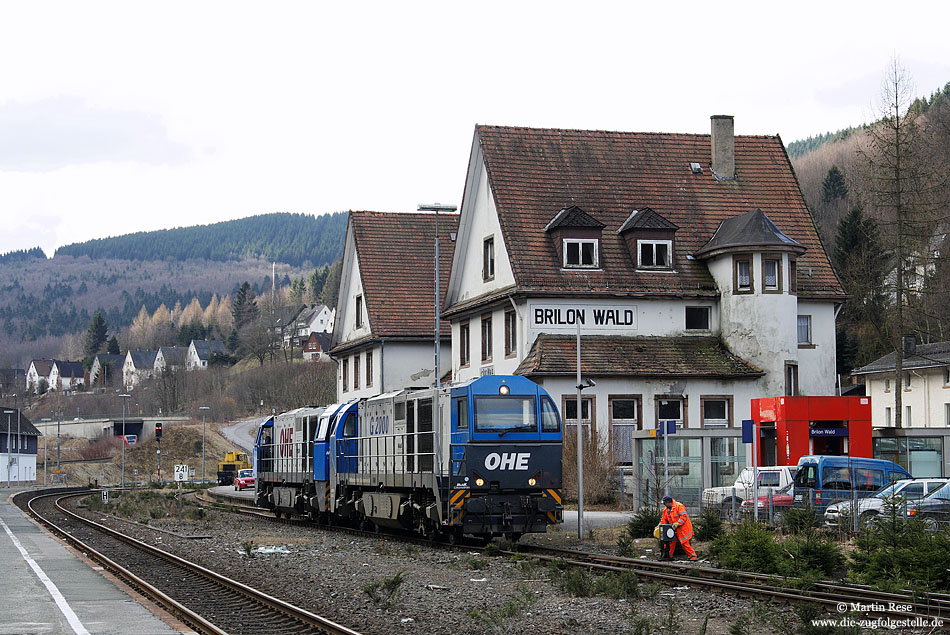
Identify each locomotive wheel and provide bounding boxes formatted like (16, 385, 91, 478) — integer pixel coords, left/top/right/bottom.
(446, 529, 461, 545)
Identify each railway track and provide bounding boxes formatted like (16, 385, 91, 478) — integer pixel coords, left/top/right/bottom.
(512, 543, 950, 622)
(17, 489, 360, 635)
(198, 489, 949, 626)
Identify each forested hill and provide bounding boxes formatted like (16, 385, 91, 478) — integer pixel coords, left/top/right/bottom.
(55, 212, 347, 268)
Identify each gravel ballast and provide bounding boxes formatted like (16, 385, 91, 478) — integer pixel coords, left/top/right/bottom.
(68, 496, 815, 634)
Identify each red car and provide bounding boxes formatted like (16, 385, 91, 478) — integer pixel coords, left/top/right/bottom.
(741, 481, 794, 522)
(233, 469, 255, 491)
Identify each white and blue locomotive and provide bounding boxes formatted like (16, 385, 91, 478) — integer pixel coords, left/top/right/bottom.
(254, 375, 563, 541)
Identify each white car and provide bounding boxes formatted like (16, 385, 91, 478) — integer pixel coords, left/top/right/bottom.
(824, 478, 949, 527)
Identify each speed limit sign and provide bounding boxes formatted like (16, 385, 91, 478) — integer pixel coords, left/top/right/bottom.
(174, 464, 189, 482)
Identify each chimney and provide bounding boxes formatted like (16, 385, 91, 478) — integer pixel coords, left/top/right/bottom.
(711, 115, 735, 180)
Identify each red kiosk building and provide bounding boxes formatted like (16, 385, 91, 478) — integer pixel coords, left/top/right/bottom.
(750, 396, 872, 467)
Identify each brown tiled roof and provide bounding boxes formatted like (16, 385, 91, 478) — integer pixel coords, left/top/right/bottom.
(474, 125, 843, 300)
(350, 211, 459, 338)
(515, 334, 764, 378)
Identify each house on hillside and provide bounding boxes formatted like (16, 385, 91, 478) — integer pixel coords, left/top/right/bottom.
(441, 116, 844, 487)
(90, 354, 124, 388)
(331, 210, 458, 400)
(271, 305, 306, 349)
(154, 346, 189, 373)
(26, 360, 54, 394)
(50, 360, 85, 392)
(123, 349, 158, 389)
(0, 408, 41, 483)
(186, 340, 226, 370)
(291, 304, 333, 347)
(303, 331, 332, 362)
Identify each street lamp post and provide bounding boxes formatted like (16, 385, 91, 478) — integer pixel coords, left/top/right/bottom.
(418, 203, 457, 457)
(575, 320, 595, 540)
(4, 409, 13, 487)
(199, 406, 211, 484)
(57, 409, 62, 478)
(119, 394, 131, 486)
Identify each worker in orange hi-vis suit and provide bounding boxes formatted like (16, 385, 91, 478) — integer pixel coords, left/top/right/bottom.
(659, 495, 697, 561)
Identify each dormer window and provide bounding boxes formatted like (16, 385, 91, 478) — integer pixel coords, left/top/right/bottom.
(617, 207, 678, 272)
(564, 238, 598, 268)
(638, 239, 672, 269)
(545, 206, 605, 271)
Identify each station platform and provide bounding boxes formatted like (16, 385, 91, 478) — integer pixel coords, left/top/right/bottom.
(0, 487, 184, 635)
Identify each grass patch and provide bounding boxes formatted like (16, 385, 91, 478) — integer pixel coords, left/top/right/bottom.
(467, 585, 537, 632)
(362, 569, 405, 607)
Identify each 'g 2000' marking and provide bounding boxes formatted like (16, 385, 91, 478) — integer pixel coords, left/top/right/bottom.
(484, 453, 530, 471)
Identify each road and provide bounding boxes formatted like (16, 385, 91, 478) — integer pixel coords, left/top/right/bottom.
(220, 417, 264, 452)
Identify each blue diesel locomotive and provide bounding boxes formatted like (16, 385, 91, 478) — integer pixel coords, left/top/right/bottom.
(254, 375, 563, 541)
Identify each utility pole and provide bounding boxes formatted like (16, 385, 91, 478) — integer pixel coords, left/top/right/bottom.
(119, 394, 131, 486)
(199, 406, 211, 484)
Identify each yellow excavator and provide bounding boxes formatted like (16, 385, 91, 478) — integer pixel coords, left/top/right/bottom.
(217, 451, 250, 485)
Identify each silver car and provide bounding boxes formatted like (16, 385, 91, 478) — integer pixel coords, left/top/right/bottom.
(824, 478, 949, 527)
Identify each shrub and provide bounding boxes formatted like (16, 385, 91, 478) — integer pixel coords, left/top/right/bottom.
(561, 431, 618, 505)
(781, 503, 818, 534)
(694, 508, 723, 541)
(625, 506, 662, 539)
(851, 515, 950, 591)
(363, 570, 405, 606)
(710, 521, 782, 573)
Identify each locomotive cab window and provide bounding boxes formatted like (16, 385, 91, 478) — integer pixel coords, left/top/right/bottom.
(455, 398, 469, 431)
(541, 396, 560, 432)
(342, 414, 356, 437)
(474, 396, 537, 434)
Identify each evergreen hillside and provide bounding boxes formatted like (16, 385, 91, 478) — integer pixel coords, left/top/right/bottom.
(55, 212, 347, 268)
(786, 81, 950, 158)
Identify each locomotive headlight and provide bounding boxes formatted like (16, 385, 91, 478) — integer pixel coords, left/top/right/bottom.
(499, 384, 510, 395)
(528, 477, 537, 487)
(475, 477, 485, 487)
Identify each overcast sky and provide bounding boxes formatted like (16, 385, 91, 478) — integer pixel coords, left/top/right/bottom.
(1, 2, 949, 257)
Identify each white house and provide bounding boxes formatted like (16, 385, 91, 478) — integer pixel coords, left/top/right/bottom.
(123, 350, 158, 389)
(49, 360, 84, 392)
(26, 360, 53, 394)
(442, 117, 844, 468)
(330, 210, 458, 401)
(90, 354, 125, 388)
(291, 304, 333, 347)
(154, 346, 189, 373)
(186, 340, 227, 370)
(0, 409, 40, 482)
(852, 340, 950, 429)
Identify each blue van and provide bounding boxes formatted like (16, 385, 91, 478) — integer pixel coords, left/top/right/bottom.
(792, 455, 912, 512)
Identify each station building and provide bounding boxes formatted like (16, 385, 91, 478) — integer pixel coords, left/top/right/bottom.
(440, 116, 846, 506)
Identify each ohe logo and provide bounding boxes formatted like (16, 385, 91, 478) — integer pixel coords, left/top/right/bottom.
(484, 452, 530, 471)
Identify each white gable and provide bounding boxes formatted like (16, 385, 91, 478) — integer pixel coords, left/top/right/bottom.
(446, 140, 516, 308)
(332, 220, 372, 348)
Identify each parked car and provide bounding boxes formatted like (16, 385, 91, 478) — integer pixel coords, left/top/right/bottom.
(824, 478, 948, 527)
(740, 480, 795, 523)
(792, 455, 912, 513)
(906, 481, 950, 529)
(701, 465, 797, 520)
(233, 468, 255, 491)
